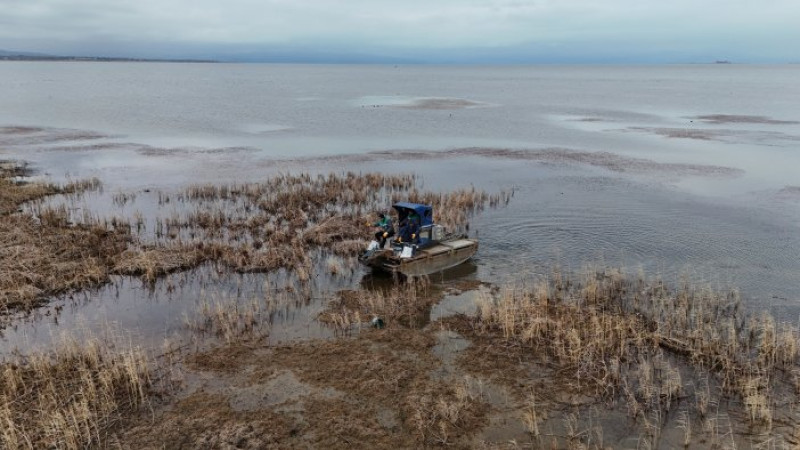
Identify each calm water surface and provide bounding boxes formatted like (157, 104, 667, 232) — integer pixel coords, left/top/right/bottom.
(1, 63, 798, 350)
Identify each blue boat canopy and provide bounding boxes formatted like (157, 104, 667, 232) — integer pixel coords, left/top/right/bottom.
(392, 202, 433, 227)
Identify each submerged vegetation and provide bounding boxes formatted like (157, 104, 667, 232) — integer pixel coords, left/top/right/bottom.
(0, 159, 797, 448)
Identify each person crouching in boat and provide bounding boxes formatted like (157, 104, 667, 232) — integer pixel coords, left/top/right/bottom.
(369, 211, 394, 248)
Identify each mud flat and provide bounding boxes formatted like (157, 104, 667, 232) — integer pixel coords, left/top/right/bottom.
(692, 114, 799, 125)
(1, 162, 798, 449)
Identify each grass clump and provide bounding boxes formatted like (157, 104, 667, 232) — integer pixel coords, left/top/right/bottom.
(445, 267, 799, 445)
(0, 162, 126, 313)
(0, 332, 155, 449)
(1, 167, 505, 315)
(319, 277, 439, 331)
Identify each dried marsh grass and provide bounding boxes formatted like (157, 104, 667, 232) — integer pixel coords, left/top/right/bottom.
(319, 277, 438, 330)
(0, 331, 155, 449)
(448, 268, 800, 443)
(0, 164, 127, 312)
(132, 172, 506, 286)
(1, 167, 505, 315)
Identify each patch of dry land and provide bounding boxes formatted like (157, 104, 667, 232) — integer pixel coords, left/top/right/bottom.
(1, 161, 798, 449)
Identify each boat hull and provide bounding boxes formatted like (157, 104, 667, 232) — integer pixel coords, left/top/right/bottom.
(360, 238, 478, 277)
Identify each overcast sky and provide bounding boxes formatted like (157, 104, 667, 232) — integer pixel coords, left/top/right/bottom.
(2, 0, 798, 62)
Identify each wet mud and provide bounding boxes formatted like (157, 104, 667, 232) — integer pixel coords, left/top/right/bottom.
(777, 186, 800, 200)
(625, 126, 800, 143)
(693, 114, 799, 125)
(136, 145, 259, 156)
(0, 125, 747, 181)
(0, 125, 111, 146)
(295, 147, 744, 178)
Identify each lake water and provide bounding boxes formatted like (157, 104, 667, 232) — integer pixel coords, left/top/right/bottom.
(1, 62, 799, 350)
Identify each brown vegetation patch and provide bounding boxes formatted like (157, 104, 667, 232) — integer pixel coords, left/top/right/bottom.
(444, 315, 548, 396)
(117, 392, 298, 449)
(1, 164, 511, 447)
(2, 168, 505, 315)
(103, 263, 799, 447)
(0, 163, 127, 312)
(695, 114, 799, 125)
(437, 268, 800, 445)
(179, 326, 489, 447)
(267, 329, 488, 446)
(319, 280, 443, 329)
(302, 397, 410, 448)
(187, 340, 266, 373)
(1, 161, 52, 214)
(265, 328, 439, 396)
(112, 244, 213, 283)
(0, 214, 128, 310)
(138, 172, 504, 286)
(0, 333, 153, 449)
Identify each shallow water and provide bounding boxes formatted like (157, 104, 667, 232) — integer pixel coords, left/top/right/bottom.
(1, 63, 799, 352)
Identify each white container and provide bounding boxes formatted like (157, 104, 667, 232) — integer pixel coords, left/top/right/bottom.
(432, 225, 445, 241)
(400, 245, 414, 259)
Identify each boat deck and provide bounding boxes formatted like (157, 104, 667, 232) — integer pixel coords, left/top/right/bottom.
(416, 239, 475, 257)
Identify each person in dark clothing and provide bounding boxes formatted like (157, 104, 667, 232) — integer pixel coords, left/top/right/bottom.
(370, 212, 394, 248)
(398, 211, 420, 243)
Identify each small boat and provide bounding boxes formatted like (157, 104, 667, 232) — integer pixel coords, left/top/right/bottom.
(359, 202, 478, 277)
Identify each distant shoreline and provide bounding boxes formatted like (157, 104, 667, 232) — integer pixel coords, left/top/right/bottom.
(0, 55, 216, 63)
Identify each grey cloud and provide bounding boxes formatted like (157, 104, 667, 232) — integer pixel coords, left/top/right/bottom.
(1, 0, 798, 62)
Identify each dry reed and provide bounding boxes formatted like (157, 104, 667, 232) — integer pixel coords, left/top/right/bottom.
(446, 267, 799, 443)
(0, 163, 127, 312)
(0, 330, 155, 449)
(319, 277, 437, 331)
(2, 166, 505, 316)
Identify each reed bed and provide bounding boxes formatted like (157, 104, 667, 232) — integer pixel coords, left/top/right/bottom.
(182, 287, 301, 344)
(0, 330, 155, 449)
(319, 277, 437, 331)
(184, 296, 266, 343)
(1, 166, 505, 315)
(0, 163, 127, 312)
(130, 172, 506, 285)
(1, 165, 512, 446)
(448, 268, 800, 444)
(0, 161, 101, 216)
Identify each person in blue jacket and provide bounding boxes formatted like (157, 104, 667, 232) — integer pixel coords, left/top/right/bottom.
(398, 210, 420, 243)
